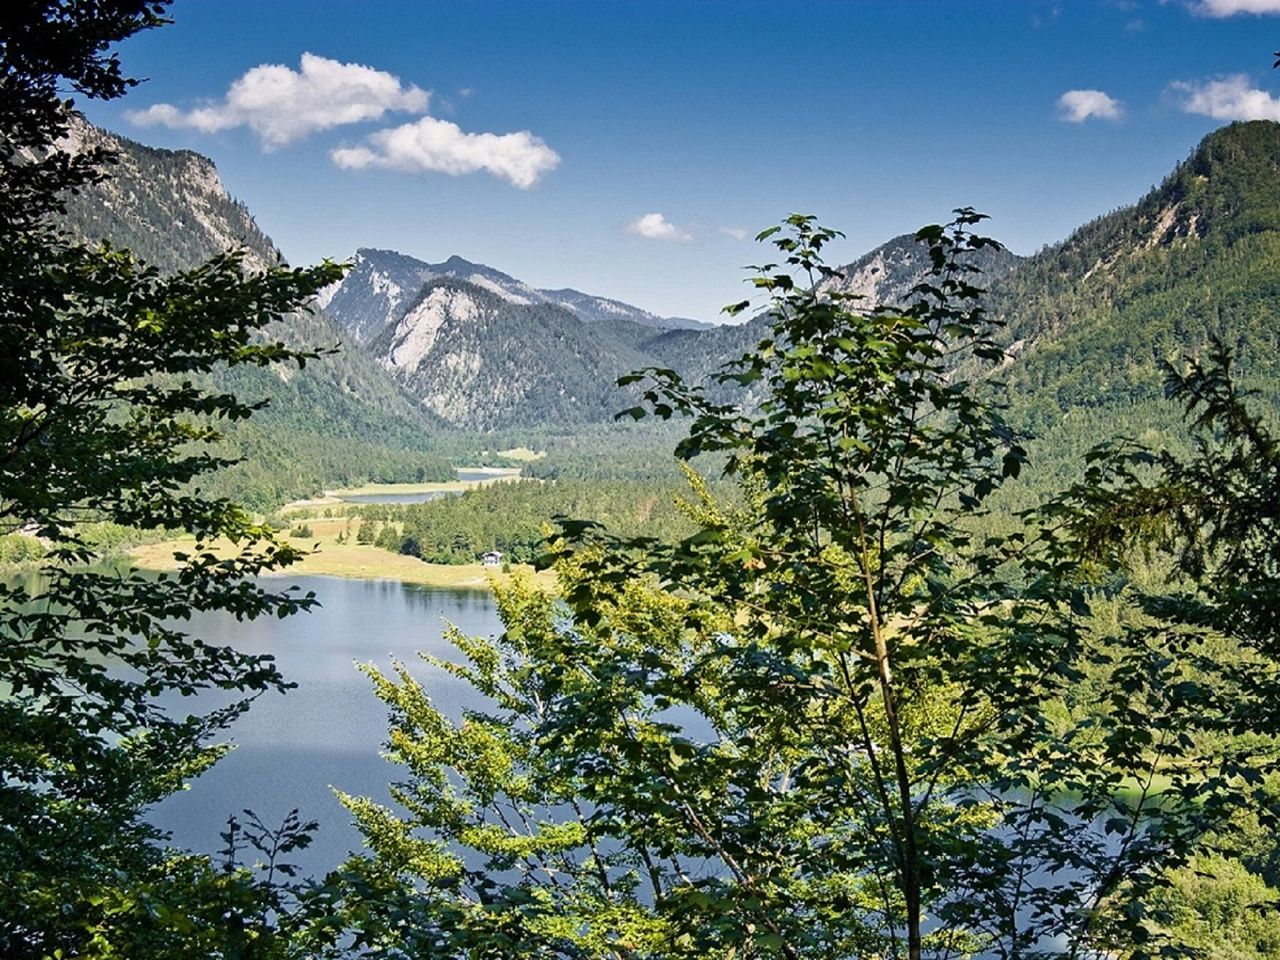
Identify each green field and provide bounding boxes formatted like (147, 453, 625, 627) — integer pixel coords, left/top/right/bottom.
(129, 515, 555, 591)
(496, 447, 547, 462)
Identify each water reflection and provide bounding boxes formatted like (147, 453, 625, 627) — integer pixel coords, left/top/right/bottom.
(151, 576, 501, 876)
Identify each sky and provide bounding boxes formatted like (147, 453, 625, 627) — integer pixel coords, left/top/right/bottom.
(79, 0, 1280, 322)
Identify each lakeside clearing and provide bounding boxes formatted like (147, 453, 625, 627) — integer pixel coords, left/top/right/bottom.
(130, 514, 556, 591)
(133, 469, 545, 590)
(496, 447, 546, 462)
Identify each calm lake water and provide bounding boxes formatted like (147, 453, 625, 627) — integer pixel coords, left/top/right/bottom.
(336, 491, 451, 505)
(122, 573, 1089, 951)
(151, 576, 501, 876)
(334, 467, 521, 505)
(455, 467, 518, 483)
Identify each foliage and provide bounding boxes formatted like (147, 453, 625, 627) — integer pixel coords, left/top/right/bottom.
(1049, 339, 1280, 952)
(0, 532, 44, 564)
(362, 476, 710, 564)
(41, 809, 327, 960)
(1141, 855, 1280, 960)
(334, 214, 1276, 959)
(0, 3, 342, 955)
(1060, 339, 1278, 658)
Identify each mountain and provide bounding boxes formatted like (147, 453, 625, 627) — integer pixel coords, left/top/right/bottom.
(640, 123, 1280, 492)
(323, 247, 708, 347)
(537, 288, 709, 330)
(635, 229, 1021, 395)
(367, 277, 656, 430)
(821, 231, 1022, 306)
(57, 118, 454, 508)
(53, 118, 1280, 492)
(318, 247, 715, 429)
(314, 247, 431, 345)
(57, 118, 275, 272)
(988, 120, 1280, 488)
(323, 224, 982, 429)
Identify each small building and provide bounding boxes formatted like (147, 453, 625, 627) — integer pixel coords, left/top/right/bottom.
(481, 550, 504, 568)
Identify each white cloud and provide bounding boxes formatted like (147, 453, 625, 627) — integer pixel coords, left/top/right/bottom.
(1172, 74, 1280, 120)
(1187, 0, 1280, 15)
(719, 226, 749, 241)
(1057, 89, 1124, 123)
(626, 213, 693, 243)
(331, 116, 560, 189)
(126, 53, 429, 149)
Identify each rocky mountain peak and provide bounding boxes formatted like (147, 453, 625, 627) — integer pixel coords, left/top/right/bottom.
(821, 231, 1022, 307)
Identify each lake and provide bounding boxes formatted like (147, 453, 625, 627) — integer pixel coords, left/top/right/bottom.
(333, 467, 523, 505)
(455, 467, 520, 483)
(336, 491, 451, 505)
(151, 576, 501, 877)
(149, 575, 1091, 952)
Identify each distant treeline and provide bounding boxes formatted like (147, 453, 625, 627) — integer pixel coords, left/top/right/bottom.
(354, 477, 729, 564)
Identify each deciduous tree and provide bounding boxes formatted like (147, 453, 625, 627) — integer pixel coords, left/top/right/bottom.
(338, 215, 1275, 958)
(0, 3, 343, 955)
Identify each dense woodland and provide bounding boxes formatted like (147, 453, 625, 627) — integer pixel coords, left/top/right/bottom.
(354, 475, 717, 563)
(4, 3, 1280, 959)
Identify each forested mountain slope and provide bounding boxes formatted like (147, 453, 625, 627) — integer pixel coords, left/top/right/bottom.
(57, 118, 452, 507)
(52, 118, 1280, 489)
(368, 277, 657, 430)
(990, 120, 1280, 488)
(641, 123, 1280, 496)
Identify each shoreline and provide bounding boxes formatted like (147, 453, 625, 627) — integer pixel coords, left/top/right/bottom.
(129, 523, 555, 592)
(281, 471, 523, 512)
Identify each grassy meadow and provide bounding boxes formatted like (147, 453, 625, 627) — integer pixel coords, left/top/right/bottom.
(131, 474, 554, 591)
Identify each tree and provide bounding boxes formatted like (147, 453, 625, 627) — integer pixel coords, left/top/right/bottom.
(0, 3, 344, 955)
(0, 1, 166, 231)
(1059, 339, 1278, 674)
(337, 215, 1273, 958)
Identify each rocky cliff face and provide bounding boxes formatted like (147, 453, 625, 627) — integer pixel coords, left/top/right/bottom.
(819, 231, 1022, 307)
(55, 118, 451, 506)
(364, 277, 656, 430)
(322, 246, 709, 349)
(60, 116, 275, 272)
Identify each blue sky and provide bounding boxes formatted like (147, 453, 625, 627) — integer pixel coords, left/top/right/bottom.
(80, 0, 1280, 321)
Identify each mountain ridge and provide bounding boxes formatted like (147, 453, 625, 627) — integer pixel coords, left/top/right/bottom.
(56, 117, 456, 507)
(978, 119, 1280, 490)
(366, 275, 658, 430)
(53, 117, 1280, 493)
(323, 246, 709, 351)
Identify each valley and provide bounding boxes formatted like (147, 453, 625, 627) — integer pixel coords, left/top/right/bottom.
(127, 467, 559, 589)
(5, 8, 1280, 950)
(34, 116, 1280, 551)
